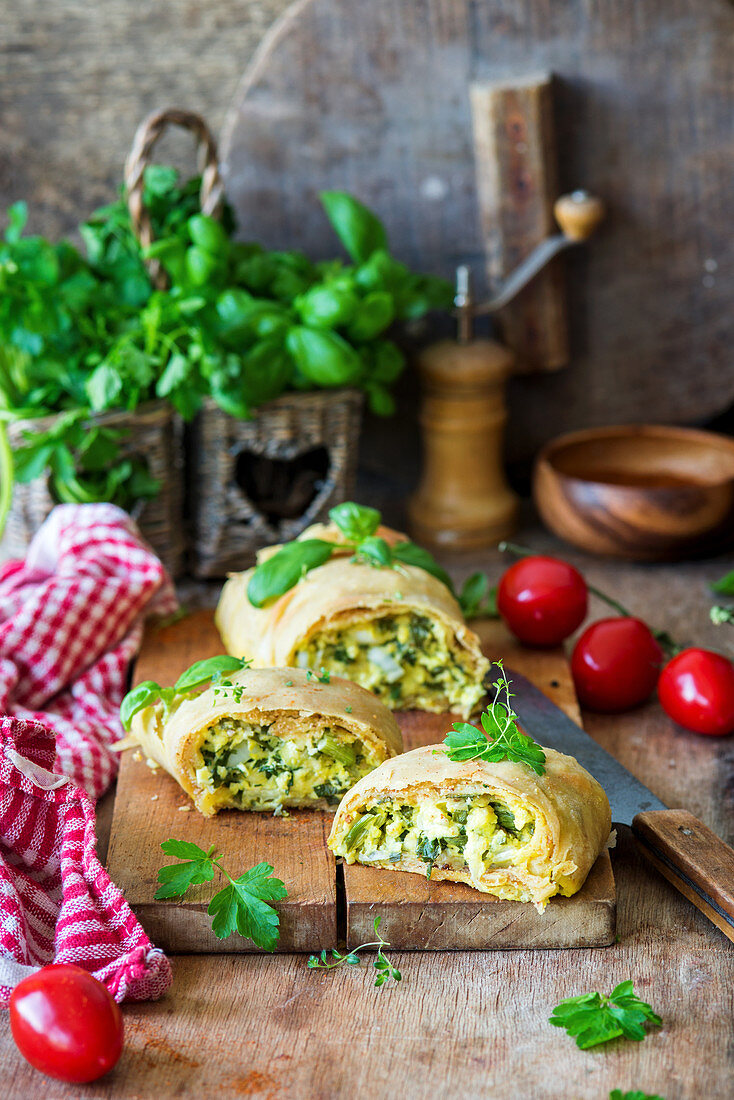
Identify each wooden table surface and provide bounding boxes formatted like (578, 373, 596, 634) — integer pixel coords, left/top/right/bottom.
(2, 528, 733, 1099)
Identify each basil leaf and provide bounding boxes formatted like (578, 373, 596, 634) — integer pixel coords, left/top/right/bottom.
(296, 284, 358, 329)
(347, 292, 394, 342)
(247, 538, 335, 607)
(371, 341, 405, 384)
(120, 680, 162, 731)
(285, 326, 363, 387)
(354, 535, 392, 567)
(329, 501, 380, 540)
(187, 214, 228, 255)
(392, 541, 454, 592)
(240, 340, 293, 406)
(174, 655, 249, 695)
(364, 382, 396, 417)
(320, 191, 388, 263)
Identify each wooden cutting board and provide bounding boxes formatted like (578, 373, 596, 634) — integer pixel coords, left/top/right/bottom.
(105, 610, 615, 952)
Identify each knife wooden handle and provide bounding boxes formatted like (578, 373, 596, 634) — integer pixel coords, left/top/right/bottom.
(632, 809, 734, 943)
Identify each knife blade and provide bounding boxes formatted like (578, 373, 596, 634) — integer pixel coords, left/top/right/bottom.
(506, 667, 734, 943)
(505, 669, 666, 823)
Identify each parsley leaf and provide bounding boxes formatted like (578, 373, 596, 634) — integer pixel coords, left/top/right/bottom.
(155, 842, 287, 951)
(443, 661, 546, 775)
(550, 981, 662, 1049)
(209, 862, 287, 950)
(154, 839, 216, 898)
(306, 667, 331, 684)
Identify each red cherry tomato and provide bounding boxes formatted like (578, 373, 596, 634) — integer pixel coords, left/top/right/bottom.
(658, 648, 734, 736)
(571, 617, 664, 712)
(10, 964, 123, 1083)
(497, 555, 588, 647)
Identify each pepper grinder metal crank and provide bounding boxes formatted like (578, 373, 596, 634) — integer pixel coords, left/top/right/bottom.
(408, 190, 605, 551)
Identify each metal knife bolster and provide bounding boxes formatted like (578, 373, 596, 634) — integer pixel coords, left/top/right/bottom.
(504, 668, 667, 824)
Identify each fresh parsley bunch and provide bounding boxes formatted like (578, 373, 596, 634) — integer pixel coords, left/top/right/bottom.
(120, 654, 251, 730)
(443, 661, 546, 775)
(155, 840, 287, 950)
(549, 981, 662, 1049)
(246, 500, 494, 620)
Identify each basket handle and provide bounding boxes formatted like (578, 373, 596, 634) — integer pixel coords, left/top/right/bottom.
(124, 108, 224, 288)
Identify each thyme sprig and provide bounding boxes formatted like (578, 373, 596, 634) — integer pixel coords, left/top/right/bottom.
(307, 916, 401, 988)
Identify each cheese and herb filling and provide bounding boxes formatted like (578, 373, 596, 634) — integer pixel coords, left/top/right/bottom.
(194, 716, 381, 812)
(293, 612, 484, 715)
(333, 795, 538, 900)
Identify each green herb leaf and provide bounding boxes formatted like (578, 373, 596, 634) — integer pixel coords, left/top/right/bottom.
(711, 570, 734, 596)
(391, 541, 453, 591)
(155, 843, 287, 949)
(443, 661, 546, 775)
(86, 362, 123, 411)
(306, 915, 401, 987)
(458, 573, 498, 620)
(208, 862, 287, 950)
(353, 535, 393, 568)
(286, 326, 363, 387)
(320, 191, 388, 263)
(120, 679, 163, 731)
(329, 501, 381, 541)
(155, 839, 216, 899)
(550, 982, 662, 1049)
(609, 1091, 666, 1100)
(247, 538, 335, 607)
(174, 655, 250, 695)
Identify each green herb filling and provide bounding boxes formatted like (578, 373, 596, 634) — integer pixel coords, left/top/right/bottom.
(196, 717, 379, 811)
(293, 612, 483, 714)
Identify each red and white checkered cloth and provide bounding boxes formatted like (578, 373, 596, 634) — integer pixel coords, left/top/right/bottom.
(0, 504, 177, 1004)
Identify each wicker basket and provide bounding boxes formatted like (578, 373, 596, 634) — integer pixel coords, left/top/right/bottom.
(188, 389, 363, 577)
(3, 402, 185, 576)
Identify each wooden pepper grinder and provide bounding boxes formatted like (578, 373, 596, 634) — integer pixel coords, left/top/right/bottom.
(408, 190, 605, 551)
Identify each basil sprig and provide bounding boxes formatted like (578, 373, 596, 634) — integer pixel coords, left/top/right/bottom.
(246, 539, 335, 608)
(120, 654, 250, 731)
(245, 501, 493, 618)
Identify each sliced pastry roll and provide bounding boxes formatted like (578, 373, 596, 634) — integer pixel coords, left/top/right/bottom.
(215, 523, 489, 718)
(123, 666, 402, 816)
(328, 744, 611, 910)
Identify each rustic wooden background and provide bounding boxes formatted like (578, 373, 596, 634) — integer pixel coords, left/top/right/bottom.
(2, 0, 733, 519)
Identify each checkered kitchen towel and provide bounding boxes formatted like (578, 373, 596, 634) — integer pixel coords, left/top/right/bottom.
(0, 504, 176, 1004)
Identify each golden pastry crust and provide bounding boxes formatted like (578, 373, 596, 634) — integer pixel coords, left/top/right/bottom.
(215, 523, 489, 717)
(328, 743, 612, 910)
(124, 666, 403, 815)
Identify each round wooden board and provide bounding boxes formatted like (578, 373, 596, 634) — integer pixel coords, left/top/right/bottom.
(220, 0, 734, 461)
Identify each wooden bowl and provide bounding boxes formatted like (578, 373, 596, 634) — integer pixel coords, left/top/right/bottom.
(533, 425, 734, 560)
